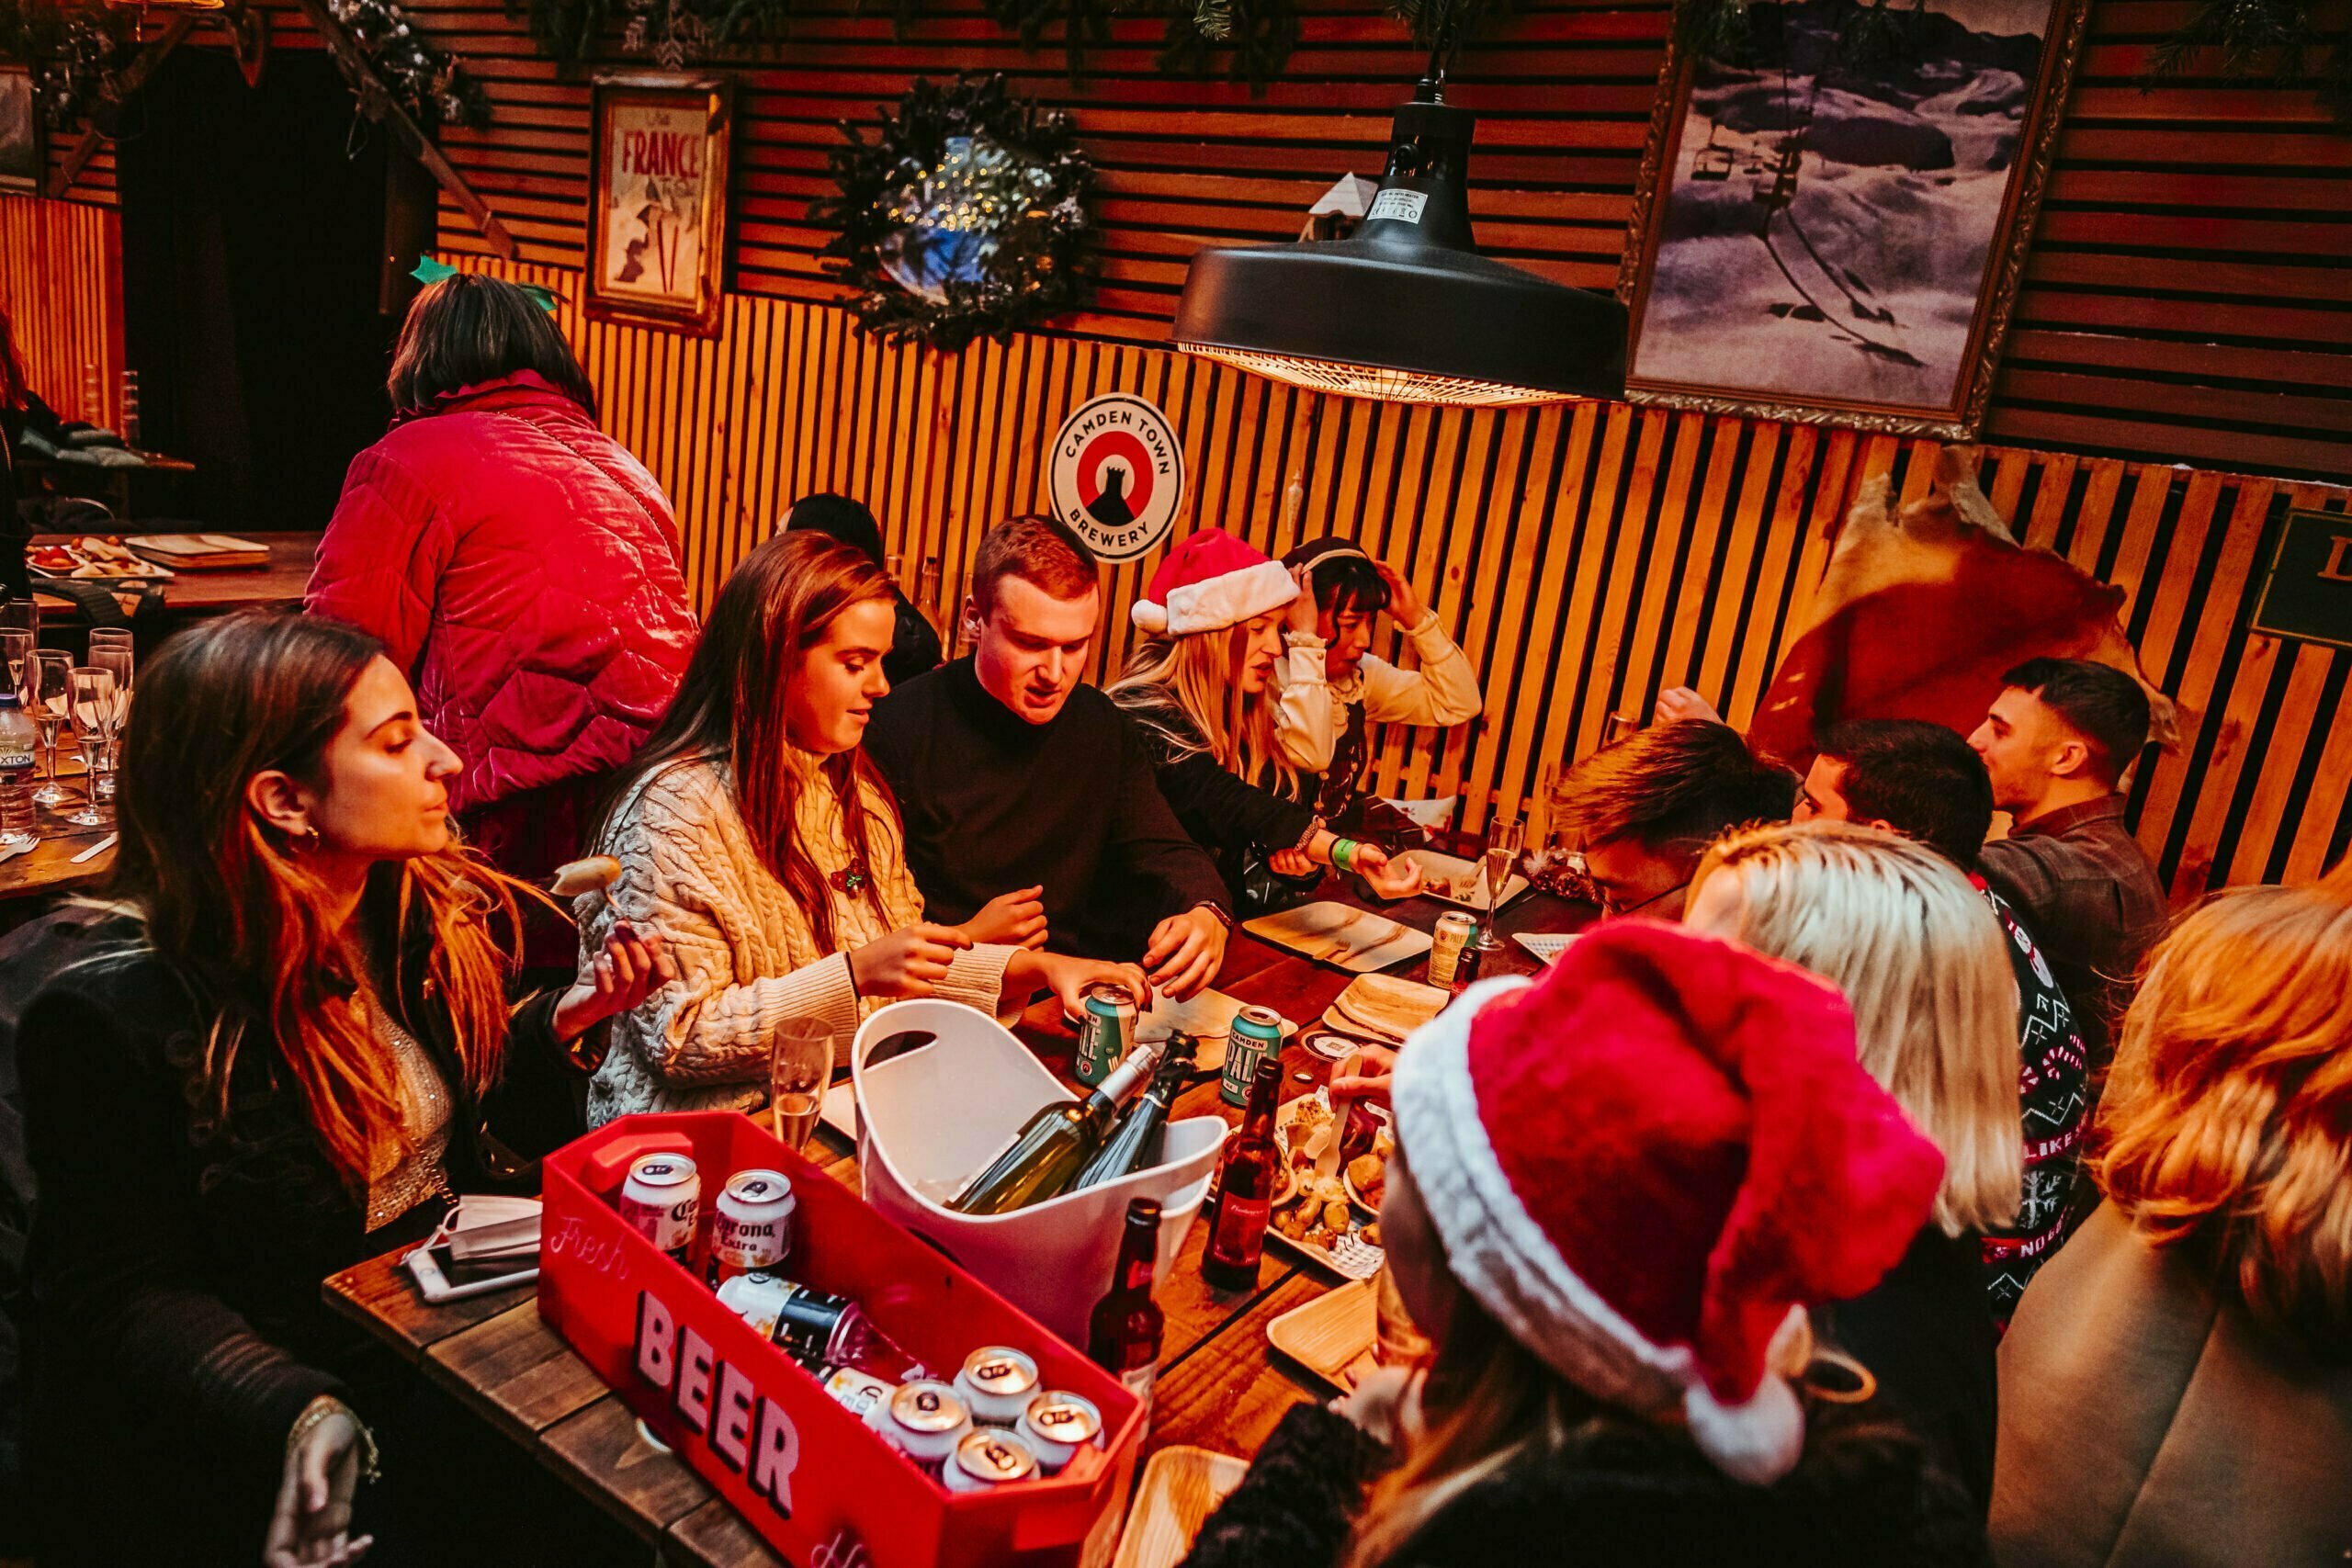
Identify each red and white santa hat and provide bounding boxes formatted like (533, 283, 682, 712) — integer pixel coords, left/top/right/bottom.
(1130, 527, 1298, 637)
(1389, 920, 1943, 1485)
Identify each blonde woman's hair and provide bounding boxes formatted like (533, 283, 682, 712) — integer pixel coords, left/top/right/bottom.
(1696, 818, 2021, 1236)
(2095, 869, 2352, 1347)
(1108, 623, 1298, 793)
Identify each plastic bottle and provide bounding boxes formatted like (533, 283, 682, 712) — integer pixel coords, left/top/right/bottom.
(0, 692, 40, 848)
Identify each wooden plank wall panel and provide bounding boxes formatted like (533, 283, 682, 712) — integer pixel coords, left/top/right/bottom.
(456, 253, 2352, 897)
(36, 0, 2335, 472)
(0, 194, 122, 425)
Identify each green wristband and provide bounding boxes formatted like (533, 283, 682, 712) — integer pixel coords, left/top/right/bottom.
(1332, 838, 1359, 873)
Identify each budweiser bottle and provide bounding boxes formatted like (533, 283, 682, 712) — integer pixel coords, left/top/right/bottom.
(1088, 1197, 1165, 1406)
(1201, 1059, 1282, 1292)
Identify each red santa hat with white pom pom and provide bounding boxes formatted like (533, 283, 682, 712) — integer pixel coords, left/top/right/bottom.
(1130, 527, 1298, 637)
(1389, 919, 1944, 1484)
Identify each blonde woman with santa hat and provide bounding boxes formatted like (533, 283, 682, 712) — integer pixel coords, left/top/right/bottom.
(1108, 527, 1422, 914)
(1682, 818, 2021, 1517)
(1180, 921, 1983, 1568)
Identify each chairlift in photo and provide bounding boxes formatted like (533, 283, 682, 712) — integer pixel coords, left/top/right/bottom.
(1690, 120, 1736, 182)
(1751, 137, 1803, 211)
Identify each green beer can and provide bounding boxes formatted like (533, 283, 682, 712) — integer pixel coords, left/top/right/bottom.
(1221, 1006, 1284, 1106)
(1073, 982, 1138, 1088)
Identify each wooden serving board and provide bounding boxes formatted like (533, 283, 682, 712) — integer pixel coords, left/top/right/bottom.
(1266, 1278, 1378, 1394)
(1241, 901, 1431, 974)
(126, 533, 271, 570)
(1114, 1445, 1251, 1568)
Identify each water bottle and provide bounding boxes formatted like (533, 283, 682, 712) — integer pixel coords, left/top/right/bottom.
(0, 693, 39, 848)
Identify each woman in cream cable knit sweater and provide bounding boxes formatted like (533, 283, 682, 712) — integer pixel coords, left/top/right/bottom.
(582, 531, 1145, 1126)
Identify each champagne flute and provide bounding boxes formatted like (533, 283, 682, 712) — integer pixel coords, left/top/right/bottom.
(1475, 817, 1523, 953)
(30, 650, 71, 807)
(1, 629, 28, 701)
(65, 665, 116, 828)
(769, 1019, 834, 1154)
(89, 648, 132, 802)
(1, 600, 36, 640)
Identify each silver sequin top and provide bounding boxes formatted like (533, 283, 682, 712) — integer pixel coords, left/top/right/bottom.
(363, 1004, 454, 1233)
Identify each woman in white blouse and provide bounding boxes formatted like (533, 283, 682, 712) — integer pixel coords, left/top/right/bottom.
(581, 530, 1144, 1126)
(1272, 537, 1484, 820)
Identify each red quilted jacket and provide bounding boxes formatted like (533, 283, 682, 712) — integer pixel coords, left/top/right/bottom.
(308, 372, 698, 821)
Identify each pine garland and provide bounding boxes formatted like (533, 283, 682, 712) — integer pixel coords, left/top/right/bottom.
(509, 0, 797, 66)
(2146, 0, 2351, 124)
(812, 73, 1098, 351)
(328, 0, 492, 130)
(0, 0, 134, 130)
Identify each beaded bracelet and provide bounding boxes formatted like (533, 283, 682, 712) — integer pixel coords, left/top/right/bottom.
(288, 1395, 382, 1485)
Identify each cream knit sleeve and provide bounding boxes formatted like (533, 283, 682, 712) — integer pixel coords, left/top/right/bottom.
(871, 785, 1018, 1015)
(584, 772, 862, 1123)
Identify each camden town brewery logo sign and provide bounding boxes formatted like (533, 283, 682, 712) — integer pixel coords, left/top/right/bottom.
(1048, 393, 1186, 562)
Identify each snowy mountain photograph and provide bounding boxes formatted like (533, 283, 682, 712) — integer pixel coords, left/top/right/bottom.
(1623, 0, 2078, 424)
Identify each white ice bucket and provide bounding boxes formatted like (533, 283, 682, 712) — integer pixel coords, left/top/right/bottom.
(851, 998, 1225, 1347)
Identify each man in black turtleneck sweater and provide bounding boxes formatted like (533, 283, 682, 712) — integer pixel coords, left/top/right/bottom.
(865, 516, 1232, 998)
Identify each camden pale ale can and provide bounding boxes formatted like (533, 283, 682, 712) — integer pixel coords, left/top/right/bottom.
(1221, 1006, 1283, 1107)
(1073, 982, 1137, 1089)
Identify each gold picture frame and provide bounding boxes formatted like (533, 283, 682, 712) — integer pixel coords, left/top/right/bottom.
(0, 63, 44, 195)
(1615, 0, 2092, 439)
(585, 73, 732, 337)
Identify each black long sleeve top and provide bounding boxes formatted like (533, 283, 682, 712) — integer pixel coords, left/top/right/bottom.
(17, 909, 575, 1567)
(864, 657, 1229, 960)
(1114, 689, 1318, 908)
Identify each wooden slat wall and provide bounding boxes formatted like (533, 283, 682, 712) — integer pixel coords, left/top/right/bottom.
(466, 253, 2352, 899)
(0, 194, 121, 425)
(38, 0, 2352, 476)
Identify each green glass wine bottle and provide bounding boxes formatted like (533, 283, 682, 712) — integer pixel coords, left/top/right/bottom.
(1068, 1034, 1197, 1192)
(948, 1042, 1164, 1214)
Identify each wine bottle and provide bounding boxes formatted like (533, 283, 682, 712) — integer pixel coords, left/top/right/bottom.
(949, 1043, 1164, 1214)
(1088, 1197, 1166, 1406)
(1201, 1058, 1283, 1292)
(1068, 1034, 1197, 1192)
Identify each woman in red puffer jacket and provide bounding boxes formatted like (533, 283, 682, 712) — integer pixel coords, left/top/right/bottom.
(309, 274, 698, 905)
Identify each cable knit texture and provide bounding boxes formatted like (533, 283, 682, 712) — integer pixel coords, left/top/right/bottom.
(583, 754, 1012, 1126)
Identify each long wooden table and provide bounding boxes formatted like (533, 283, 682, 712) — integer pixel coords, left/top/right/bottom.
(28, 528, 320, 622)
(322, 881, 1591, 1566)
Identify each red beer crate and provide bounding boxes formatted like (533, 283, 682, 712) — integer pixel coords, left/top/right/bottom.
(539, 1111, 1146, 1568)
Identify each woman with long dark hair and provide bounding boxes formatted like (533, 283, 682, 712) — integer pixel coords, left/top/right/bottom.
(308, 273, 698, 921)
(0, 305, 61, 598)
(583, 529, 1145, 1124)
(783, 491, 943, 687)
(17, 611, 665, 1568)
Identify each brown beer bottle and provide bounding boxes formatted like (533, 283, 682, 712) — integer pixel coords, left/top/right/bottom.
(1087, 1197, 1166, 1405)
(1201, 1058, 1283, 1292)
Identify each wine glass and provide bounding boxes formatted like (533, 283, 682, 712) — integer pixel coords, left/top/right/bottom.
(1, 600, 36, 641)
(89, 648, 132, 802)
(29, 651, 72, 807)
(1475, 817, 1524, 953)
(65, 666, 117, 828)
(769, 1020, 834, 1154)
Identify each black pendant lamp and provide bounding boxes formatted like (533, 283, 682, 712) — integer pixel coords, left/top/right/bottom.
(1172, 20, 1626, 408)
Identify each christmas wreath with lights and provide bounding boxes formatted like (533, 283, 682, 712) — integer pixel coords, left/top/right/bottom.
(812, 73, 1098, 352)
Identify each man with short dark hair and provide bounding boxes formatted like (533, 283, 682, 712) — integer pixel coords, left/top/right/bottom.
(1967, 658, 2168, 1066)
(1801, 718, 2093, 1321)
(1549, 720, 1799, 919)
(865, 515, 1232, 998)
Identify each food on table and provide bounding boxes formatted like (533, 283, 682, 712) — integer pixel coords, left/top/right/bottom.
(550, 853, 624, 897)
(1347, 1152, 1386, 1210)
(26, 536, 171, 580)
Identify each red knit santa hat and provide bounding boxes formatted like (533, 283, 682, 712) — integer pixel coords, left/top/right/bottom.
(1390, 920, 1943, 1484)
(1130, 527, 1297, 637)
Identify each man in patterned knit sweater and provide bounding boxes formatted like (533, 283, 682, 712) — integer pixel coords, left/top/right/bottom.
(1793, 718, 2089, 1325)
